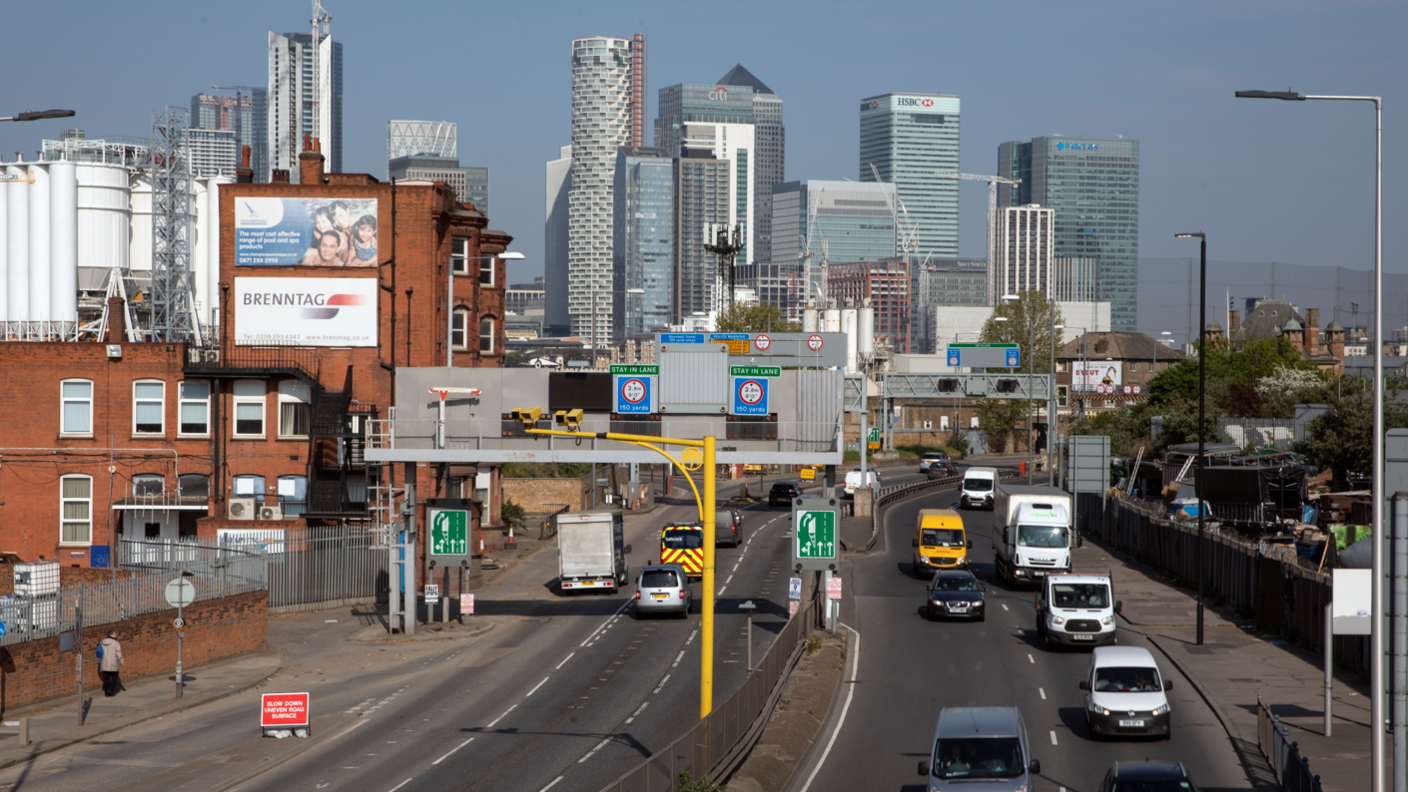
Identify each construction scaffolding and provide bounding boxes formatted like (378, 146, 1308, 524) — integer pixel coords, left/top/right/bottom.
(149, 107, 197, 344)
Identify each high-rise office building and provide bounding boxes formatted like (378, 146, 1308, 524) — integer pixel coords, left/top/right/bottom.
(613, 146, 674, 336)
(267, 28, 343, 181)
(544, 144, 571, 336)
(184, 128, 239, 178)
(998, 136, 1140, 331)
(771, 180, 897, 305)
(859, 93, 960, 260)
(674, 150, 731, 322)
(911, 258, 989, 352)
(992, 204, 1054, 302)
(655, 83, 754, 158)
(191, 90, 267, 181)
(680, 122, 754, 265)
(568, 34, 646, 344)
(387, 155, 489, 214)
(717, 65, 784, 264)
(386, 120, 456, 166)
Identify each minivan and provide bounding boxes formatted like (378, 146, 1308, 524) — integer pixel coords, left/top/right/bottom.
(960, 467, 998, 510)
(918, 706, 1039, 792)
(1079, 646, 1173, 739)
(912, 509, 970, 576)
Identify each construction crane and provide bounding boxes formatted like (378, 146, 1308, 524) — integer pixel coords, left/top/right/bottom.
(799, 189, 831, 308)
(869, 163, 921, 264)
(935, 172, 1020, 301)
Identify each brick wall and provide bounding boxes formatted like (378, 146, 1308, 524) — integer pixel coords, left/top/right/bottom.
(0, 589, 267, 711)
(501, 478, 586, 514)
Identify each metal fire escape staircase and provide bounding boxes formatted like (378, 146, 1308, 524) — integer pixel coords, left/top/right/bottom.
(304, 365, 364, 518)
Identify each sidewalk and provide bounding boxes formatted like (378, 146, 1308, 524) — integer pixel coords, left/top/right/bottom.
(1076, 537, 1376, 792)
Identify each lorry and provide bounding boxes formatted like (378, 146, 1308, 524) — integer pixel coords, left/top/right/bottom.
(991, 484, 1076, 586)
(556, 509, 630, 594)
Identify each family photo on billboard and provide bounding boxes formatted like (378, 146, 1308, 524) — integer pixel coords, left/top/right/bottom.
(235, 196, 378, 268)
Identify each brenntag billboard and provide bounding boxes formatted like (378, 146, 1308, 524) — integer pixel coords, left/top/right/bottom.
(235, 196, 379, 267)
(234, 277, 378, 347)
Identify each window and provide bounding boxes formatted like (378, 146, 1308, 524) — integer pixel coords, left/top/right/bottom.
(479, 250, 495, 286)
(61, 379, 93, 434)
(450, 237, 469, 275)
(277, 475, 308, 517)
(233, 380, 265, 437)
(132, 380, 165, 434)
(1128, 361, 1140, 372)
(60, 475, 92, 544)
(179, 380, 211, 435)
(480, 317, 495, 353)
(278, 380, 311, 438)
(178, 474, 209, 498)
(233, 475, 266, 499)
(1056, 361, 1068, 372)
(451, 307, 469, 349)
(132, 474, 164, 496)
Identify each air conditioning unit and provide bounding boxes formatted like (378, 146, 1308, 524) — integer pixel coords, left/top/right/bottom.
(258, 505, 284, 521)
(204, 349, 221, 364)
(227, 498, 257, 520)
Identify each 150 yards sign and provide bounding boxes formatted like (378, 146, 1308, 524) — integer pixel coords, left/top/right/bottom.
(731, 377, 769, 415)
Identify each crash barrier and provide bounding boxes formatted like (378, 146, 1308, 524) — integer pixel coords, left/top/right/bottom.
(595, 588, 821, 791)
(119, 524, 386, 615)
(1258, 700, 1325, 792)
(865, 470, 1024, 552)
(1093, 493, 1369, 678)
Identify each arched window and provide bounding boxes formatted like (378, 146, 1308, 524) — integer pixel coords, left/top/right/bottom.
(278, 380, 311, 438)
(133, 379, 166, 435)
(451, 307, 469, 349)
(480, 316, 496, 353)
(178, 473, 209, 498)
(233, 474, 266, 499)
(132, 474, 164, 496)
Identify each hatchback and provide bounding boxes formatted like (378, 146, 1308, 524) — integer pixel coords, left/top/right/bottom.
(634, 563, 691, 619)
(918, 451, 949, 472)
(925, 459, 959, 479)
(769, 482, 801, 506)
(716, 508, 744, 547)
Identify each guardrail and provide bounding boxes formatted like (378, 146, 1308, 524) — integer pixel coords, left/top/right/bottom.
(1257, 699, 1325, 791)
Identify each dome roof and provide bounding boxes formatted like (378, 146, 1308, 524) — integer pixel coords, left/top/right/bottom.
(1326, 319, 1345, 332)
(1283, 318, 1303, 331)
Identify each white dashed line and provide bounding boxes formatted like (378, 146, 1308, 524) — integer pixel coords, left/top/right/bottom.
(556, 652, 575, 670)
(654, 674, 671, 694)
(485, 705, 516, 729)
(432, 737, 475, 765)
(1039, 687, 1047, 700)
(1001, 604, 1009, 611)
(527, 677, 550, 697)
(388, 780, 412, 792)
(580, 602, 633, 647)
(1049, 730, 1058, 745)
(1028, 654, 1035, 664)
(578, 737, 612, 763)
(673, 650, 685, 667)
(633, 701, 649, 717)
(686, 629, 698, 645)
(538, 776, 564, 792)
(725, 574, 733, 585)
(718, 586, 727, 595)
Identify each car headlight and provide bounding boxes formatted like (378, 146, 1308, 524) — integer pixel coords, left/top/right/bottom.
(956, 556, 966, 564)
(1153, 704, 1170, 716)
(1051, 615, 1065, 625)
(1088, 701, 1109, 715)
(1101, 616, 1115, 626)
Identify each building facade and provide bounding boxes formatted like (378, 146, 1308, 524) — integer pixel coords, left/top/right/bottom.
(998, 136, 1140, 332)
(859, 93, 960, 260)
(267, 30, 344, 180)
(612, 146, 674, 337)
(674, 151, 731, 322)
(192, 91, 267, 182)
(185, 128, 239, 179)
(827, 260, 910, 353)
(388, 155, 489, 215)
(544, 145, 571, 336)
(772, 180, 898, 305)
(655, 83, 754, 159)
(680, 122, 755, 266)
(911, 258, 989, 353)
(717, 65, 783, 265)
(991, 204, 1053, 302)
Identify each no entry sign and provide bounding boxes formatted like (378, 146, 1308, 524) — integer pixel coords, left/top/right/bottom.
(261, 692, 310, 729)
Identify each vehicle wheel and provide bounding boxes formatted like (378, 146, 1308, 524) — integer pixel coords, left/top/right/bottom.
(977, 612, 986, 622)
(1044, 631, 1057, 650)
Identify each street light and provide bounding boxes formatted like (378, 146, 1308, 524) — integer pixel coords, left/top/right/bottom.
(1174, 232, 1207, 648)
(0, 109, 75, 123)
(1236, 87, 1385, 792)
(448, 251, 524, 367)
(1052, 323, 1065, 486)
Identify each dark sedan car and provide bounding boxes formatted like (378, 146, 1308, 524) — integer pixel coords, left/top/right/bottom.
(768, 481, 802, 506)
(1097, 760, 1199, 792)
(926, 570, 986, 620)
(924, 459, 959, 479)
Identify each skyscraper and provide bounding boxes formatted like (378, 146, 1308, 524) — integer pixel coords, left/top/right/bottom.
(386, 120, 456, 167)
(992, 204, 1054, 302)
(191, 90, 267, 180)
(388, 156, 488, 214)
(184, 128, 238, 178)
(771, 180, 897, 304)
(858, 93, 960, 259)
(613, 146, 673, 336)
(998, 136, 1141, 331)
(717, 65, 784, 264)
(544, 145, 571, 337)
(674, 151, 731, 322)
(568, 34, 646, 344)
(267, 24, 343, 181)
(655, 83, 754, 159)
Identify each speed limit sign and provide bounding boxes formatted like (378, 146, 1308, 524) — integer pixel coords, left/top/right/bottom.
(173, 617, 186, 629)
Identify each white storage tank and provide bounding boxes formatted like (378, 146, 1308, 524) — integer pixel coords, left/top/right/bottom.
(128, 172, 152, 275)
(28, 163, 50, 320)
(49, 161, 77, 323)
(7, 163, 29, 320)
(192, 180, 209, 325)
(207, 177, 232, 330)
(76, 162, 132, 275)
(858, 302, 875, 356)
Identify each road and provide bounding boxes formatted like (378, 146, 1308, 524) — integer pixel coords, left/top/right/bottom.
(801, 484, 1254, 792)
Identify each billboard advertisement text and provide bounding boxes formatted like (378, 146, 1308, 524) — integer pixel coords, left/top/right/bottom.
(236, 196, 379, 267)
(234, 277, 378, 347)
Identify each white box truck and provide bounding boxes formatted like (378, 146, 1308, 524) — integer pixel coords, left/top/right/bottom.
(556, 509, 629, 594)
(992, 484, 1077, 585)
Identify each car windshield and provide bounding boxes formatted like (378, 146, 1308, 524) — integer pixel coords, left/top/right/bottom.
(965, 478, 993, 492)
(931, 737, 1024, 780)
(932, 577, 980, 592)
(922, 529, 964, 547)
(1052, 583, 1109, 608)
(1110, 780, 1194, 792)
(1017, 524, 1069, 548)
(641, 570, 679, 588)
(662, 530, 703, 549)
(1094, 666, 1163, 692)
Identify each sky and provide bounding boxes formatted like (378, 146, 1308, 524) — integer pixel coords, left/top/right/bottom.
(1, 0, 1403, 341)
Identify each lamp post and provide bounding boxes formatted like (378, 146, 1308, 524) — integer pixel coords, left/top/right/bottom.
(0, 109, 75, 123)
(1174, 232, 1207, 648)
(1236, 89, 1385, 792)
(1000, 295, 1048, 484)
(448, 251, 523, 367)
(1053, 323, 1065, 486)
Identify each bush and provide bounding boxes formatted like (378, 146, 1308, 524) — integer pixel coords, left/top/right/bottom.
(679, 771, 727, 792)
(501, 462, 594, 479)
(501, 498, 525, 531)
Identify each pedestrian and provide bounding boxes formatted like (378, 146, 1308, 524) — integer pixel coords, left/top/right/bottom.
(99, 630, 124, 697)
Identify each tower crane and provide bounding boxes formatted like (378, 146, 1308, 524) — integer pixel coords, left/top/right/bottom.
(935, 172, 1020, 302)
(799, 189, 830, 307)
(210, 86, 261, 130)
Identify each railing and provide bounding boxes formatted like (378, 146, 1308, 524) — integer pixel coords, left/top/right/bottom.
(368, 418, 841, 454)
(184, 342, 322, 382)
(0, 321, 82, 341)
(1257, 700, 1325, 791)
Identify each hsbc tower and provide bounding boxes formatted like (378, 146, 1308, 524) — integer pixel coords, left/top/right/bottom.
(858, 93, 961, 262)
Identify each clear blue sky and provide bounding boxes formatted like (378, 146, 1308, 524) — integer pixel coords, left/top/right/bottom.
(1, 0, 1402, 335)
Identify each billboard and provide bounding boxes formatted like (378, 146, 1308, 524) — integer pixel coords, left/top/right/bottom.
(235, 196, 379, 267)
(234, 277, 378, 347)
(1073, 361, 1122, 391)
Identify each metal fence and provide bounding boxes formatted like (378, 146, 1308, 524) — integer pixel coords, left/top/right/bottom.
(1257, 700, 1325, 791)
(118, 525, 387, 615)
(1220, 417, 1293, 450)
(596, 593, 821, 791)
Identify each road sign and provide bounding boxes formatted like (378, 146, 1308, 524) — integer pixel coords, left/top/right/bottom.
(867, 427, 880, 443)
(609, 364, 658, 376)
(732, 377, 769, 416)
(173, 617, 185, 629)
(614, 374, 653, 414)
(1132, 384, 1142, 395)
(424, 584, 440, 604)
(788, 600, 799, 619)
(827, 577, 842, 600)
(806, 334, 824, 351)
(680, 447, 705, 471)
(947, 343, 1021, 369)
(461, 594, 474, 615)
(431, 509, 469, 556)
(164, 578, 195, 608)
(730, 365, 780, 378)
(793, 503, 838, 573)
(754, 333, 771, 351)
(799, 467, 816, 480)
(261, 692, 310, 729)
(947, 347, 961, 367)
(0, 620, 6, 638)
(1005, 347, 1021, 368)
(788, 577, 802, 600)
(710, 333, 750, 354)
(660, 333, 704, 344)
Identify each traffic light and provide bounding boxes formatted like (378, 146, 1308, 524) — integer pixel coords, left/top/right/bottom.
(995, 379, 1019, 394)
(555, 408, 583, 430)
(511, 406, 542, 425)
(937, 378, 959, 393)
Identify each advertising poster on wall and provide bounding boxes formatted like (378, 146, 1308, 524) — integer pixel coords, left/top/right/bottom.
(234, 277, 378, 347)
(235, 196, 379, 267)
(1072, 362, 1123, 391)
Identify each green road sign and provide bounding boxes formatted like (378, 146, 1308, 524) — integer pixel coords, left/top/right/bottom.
(730, 365, 781, 378)
(609, 364, 659, 375)
(431, 509, 468, 556)
(867, 426, 880, 443)
(796, 510, 836, 559)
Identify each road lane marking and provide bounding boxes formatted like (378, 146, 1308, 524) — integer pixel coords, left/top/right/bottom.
(1049, 730, 1058, 745)
(580, 601, 634, 646)
(538, 776, 563, 792)
(798, 622, 861, 792)
(432, 737, 475, 765)
(578, 737, 612, 763)
(527, 677, 550, 697)
(1001, 604, 1009, 611)
(485, 705, 516, 729)
(556, 652, 575, 670)
(1028, 653, 1035, 664)
(633, 701, 649, 717)
(686, 628, 698, 645)
(726, 574, 733, 585)
(718, 586, 727, 595)
(654, 674, 671, 694)
(673, 650, 685, 667)
(1039, 688, 1047, 700)
(388, 780, 412, 792)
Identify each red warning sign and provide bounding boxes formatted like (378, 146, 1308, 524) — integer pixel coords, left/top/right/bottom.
(261, 692, 310, 728)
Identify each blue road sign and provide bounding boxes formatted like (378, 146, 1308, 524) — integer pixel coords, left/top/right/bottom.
(732, 377, 769, 416)
(947, 347, 961, 367)
(0, 620, 7, 638)
(614, 374, 653, 414)
(660, 333, 704, 344)
(1005, 347, 1021, 368)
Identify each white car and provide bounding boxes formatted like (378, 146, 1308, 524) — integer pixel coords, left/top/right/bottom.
(1079, 646, 1172, 740)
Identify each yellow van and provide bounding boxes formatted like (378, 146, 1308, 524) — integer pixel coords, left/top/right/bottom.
(912, 509, 970, 577)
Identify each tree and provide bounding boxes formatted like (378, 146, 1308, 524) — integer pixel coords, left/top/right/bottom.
(1148, 336, 1314, 411)
(714, 302, 798, 333)
(976, 399, 1026, 453)
(1256, 366, 1330, 419)
(976, 292, 1063, 453)
(1298, 375, 1408, 477)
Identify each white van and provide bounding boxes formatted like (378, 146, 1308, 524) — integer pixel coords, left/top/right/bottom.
(1079, 646, 1172, 740)
(842, 468, 881, 498)
(960, 467, 998, 510)
(1036, 574, 1120, 648)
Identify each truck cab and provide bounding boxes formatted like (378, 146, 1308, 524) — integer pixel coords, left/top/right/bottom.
(994, 500, 1074, 585)
(1036, 573, 1121, 648)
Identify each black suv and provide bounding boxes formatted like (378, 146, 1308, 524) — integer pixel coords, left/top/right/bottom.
(1097, 761, 1198, 792)
(768, 481, 801, 506)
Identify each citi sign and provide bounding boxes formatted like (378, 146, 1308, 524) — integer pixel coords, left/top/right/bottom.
(708, 87, 728, 101)
(1056, 142, 1099, 152)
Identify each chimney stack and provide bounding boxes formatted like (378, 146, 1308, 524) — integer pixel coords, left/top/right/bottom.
(299, 133, 325, 186)
(271, 168, 290, 184)
(236, 145, 254, 184)
(1306, 308, 1320, 355)
(1229, 309, 1241, 336)
(106, 297, 126, 343)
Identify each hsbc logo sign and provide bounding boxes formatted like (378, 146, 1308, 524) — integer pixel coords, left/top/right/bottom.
(897, 97, 935, 107)
(860, 100, 880, 111)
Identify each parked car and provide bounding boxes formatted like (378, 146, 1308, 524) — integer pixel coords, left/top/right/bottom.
(716, 507, 744, 547)
(918, 451, 949, 472)
(768, 481, 802, 507)
(1080, 646, 1173, 740)
(633, 563, 691, 619)
(926, 570, 986, 620)
(1097, 760, 1199, 792)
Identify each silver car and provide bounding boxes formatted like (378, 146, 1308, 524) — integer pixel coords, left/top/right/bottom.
(634, 564, 691, 618)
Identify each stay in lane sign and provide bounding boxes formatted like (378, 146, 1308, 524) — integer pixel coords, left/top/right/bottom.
(732, 377, 769, 415)
(614, 374, 653, 414)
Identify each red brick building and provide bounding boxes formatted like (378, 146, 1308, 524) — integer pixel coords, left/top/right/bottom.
(826, 260, 910, 353)
(0, 139, 514, 569)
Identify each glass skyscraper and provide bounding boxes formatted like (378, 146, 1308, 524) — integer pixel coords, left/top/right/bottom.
(858, 93, 960, 260)
(771, 180, 897, 303)
(998, 136, 1140, 331)
(655, 83, 754, 159)
(613, 146, 674, 336)
(717, 65, 784, 265)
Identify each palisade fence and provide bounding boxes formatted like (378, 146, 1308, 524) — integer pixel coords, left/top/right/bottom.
(1258, 700, 1325, 792)
(1085, 492, 1370, 677)
(596, 593, 822, 792)
(118, 525, 388, 615)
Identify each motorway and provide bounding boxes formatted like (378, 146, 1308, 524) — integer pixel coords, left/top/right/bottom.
(799, 482, 1254, 792)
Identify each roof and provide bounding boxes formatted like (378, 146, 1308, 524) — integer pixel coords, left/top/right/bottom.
(716, 64, 774, 95)
(1111, 761, 1190, 780)
(935, 706, 1021, 738)
(1232, 299, 1302, 343)
(1326, 319, 1345, 332)
(1057, 332, 1184, 362)
(1091, 645, 1158, 667)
